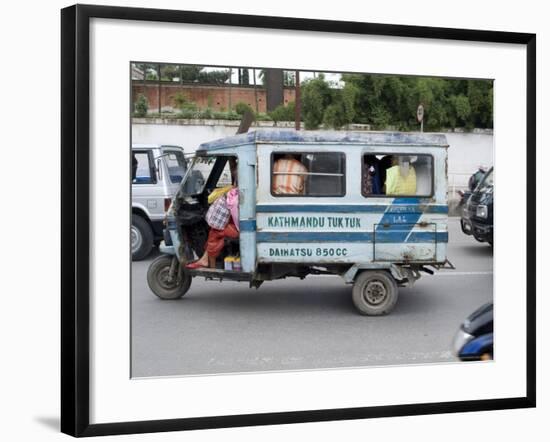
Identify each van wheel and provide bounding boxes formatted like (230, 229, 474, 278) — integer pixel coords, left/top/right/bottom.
(131, 214, 154, 261)
(352, 271, 398, 316)
(147, 255, 192, 300)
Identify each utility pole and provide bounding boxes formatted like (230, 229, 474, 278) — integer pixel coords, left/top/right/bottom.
(228, 68, 233, 111)
(253, 68, 259, 114)
(295, 71, 301, 131)
(265, 69, 284, 112)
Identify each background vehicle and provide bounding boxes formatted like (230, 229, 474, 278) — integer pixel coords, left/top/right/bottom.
(132, 144, 187, 260)
(453, 302, 493, 361)
(456, 166, 487, 208)
(460, 166, 493, 245)
(147, 130, 453, 316)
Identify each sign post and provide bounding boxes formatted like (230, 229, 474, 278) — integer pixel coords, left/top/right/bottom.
(417, 103, 424, 132)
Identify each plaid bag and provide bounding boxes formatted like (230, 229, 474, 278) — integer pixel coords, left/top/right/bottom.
(205, 195, 230, 230)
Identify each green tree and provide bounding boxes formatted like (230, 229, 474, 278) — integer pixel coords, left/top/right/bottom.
(301, 74, 332, 129)
(134, 94, 148, 117)
(268, 102, 296, 122)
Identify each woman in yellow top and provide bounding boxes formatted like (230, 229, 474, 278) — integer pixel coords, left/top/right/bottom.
(385, 157, 417, 195)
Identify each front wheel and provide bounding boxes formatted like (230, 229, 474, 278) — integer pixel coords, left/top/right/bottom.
(147, 255, 192, 300)
(352, 271, 398, 316)
(131, 214, 154, 261)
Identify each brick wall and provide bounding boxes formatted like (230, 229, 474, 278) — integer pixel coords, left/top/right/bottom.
(132, 82, 296, 113)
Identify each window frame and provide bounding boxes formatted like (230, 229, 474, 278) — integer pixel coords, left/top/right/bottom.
(361, 152, 435, 198)
(163, 149, 188, 184)
(132, 149, 158, 185)
(270, 151, 347, 198)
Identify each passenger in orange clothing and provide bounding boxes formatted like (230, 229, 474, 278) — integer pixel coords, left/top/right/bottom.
(272, 154, 308, 195)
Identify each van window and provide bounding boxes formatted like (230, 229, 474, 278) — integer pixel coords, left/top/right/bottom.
(271, 152, 345, 197)
(165, 150, 187, 183)
(362, 154, 433, 197)
(132, 151, 156, 184)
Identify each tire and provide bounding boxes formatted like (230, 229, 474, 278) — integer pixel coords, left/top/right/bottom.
(147, 255, 192, 300)
(131, 214, 154, 261)
(352, 271, 399, 316)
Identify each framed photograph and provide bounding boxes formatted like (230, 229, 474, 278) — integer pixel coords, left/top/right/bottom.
(61, 4, 536, 437)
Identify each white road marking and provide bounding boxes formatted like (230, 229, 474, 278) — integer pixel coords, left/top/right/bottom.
(434, 271, 492, 276)
(308, 270, 493, 278)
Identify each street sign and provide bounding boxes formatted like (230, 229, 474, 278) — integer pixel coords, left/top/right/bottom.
(416, 104, 424, 123)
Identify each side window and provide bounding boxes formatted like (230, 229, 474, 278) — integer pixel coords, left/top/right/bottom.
(362, 154, 433, 197)
(132, 151, 155, 184)
(165, 151, 187, 183)
(271, 152, 345, 197)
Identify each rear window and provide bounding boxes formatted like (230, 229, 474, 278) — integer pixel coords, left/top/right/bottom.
(164, 150, 187, 183)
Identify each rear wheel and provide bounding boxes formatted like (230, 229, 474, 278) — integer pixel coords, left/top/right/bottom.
(147, 255, 192, 300)
(131, 214, 154, 261)
(352, 271, 398, 316)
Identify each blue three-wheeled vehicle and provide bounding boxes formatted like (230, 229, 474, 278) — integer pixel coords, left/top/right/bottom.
(147, 130, 453, 315)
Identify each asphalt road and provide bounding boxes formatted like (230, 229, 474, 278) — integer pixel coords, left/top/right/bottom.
(131, 217, 493, 377)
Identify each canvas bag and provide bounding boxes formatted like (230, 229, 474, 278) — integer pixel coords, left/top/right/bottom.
(205, 194, 230, 230)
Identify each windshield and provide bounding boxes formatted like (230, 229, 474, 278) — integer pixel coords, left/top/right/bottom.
(164, 150, 187, 183)
(180, 155, 235, 195)
(477, 168, 493, 191)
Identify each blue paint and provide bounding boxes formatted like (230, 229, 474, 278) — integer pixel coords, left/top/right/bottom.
(256, 231, 448, 243)
(198, 130, 449, 152)
(375, 198, 423, 241)
(460, 333, 493, 358)
(239, 219, 257, 232)
(256, 204, 448, 214)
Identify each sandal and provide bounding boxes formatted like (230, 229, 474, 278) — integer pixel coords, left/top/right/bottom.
(185, 261, 207, 269)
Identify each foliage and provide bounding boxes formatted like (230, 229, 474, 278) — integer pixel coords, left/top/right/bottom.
(173, 92, 197, 111)
(301, 74, 332, 129)
(160, 64, 181, 82)
(340, 73, 493, 130)
(134, 94, 148, 117)
(323, 83, 358, 129)
(255, 113, 273, 121)
(268, 101, 296, 122)
(235, 102, 254, 116)
(198, 69, 231, 85)
(300, 75, 359, 129)
(284, 71, 296, 87)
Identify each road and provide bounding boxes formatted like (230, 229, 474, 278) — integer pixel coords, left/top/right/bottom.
(131, 217, 492, 377)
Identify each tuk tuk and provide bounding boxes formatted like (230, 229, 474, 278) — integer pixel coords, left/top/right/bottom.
(146, 130, 453, 315)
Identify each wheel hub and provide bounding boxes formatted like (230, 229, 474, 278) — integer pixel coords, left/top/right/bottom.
(363, 280, 387, 305)
(131, 225, 142, 253)
(157, 267, 177, 289)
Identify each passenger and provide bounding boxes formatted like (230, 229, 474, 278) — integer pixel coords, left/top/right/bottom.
(272, 154, 308, 195)
(362, 155, 382, 195)
(385, 156, 417, 195)
(378, 155, 394, 194)
(186, 187, 240, 269)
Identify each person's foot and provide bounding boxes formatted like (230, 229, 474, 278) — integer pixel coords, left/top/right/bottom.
(185, 260, 207, 269)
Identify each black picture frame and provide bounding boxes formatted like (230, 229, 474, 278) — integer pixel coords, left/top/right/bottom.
(61, 4, 536, 437)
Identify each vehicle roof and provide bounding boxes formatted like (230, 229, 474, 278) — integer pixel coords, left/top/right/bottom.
(132, 144, 184, 150)
(198, 129, 449, 152)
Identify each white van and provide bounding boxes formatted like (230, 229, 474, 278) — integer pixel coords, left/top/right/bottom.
(132, 144, 187, 260)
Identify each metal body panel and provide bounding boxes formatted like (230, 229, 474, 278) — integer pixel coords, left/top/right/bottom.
(254, 140, 448, 266)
